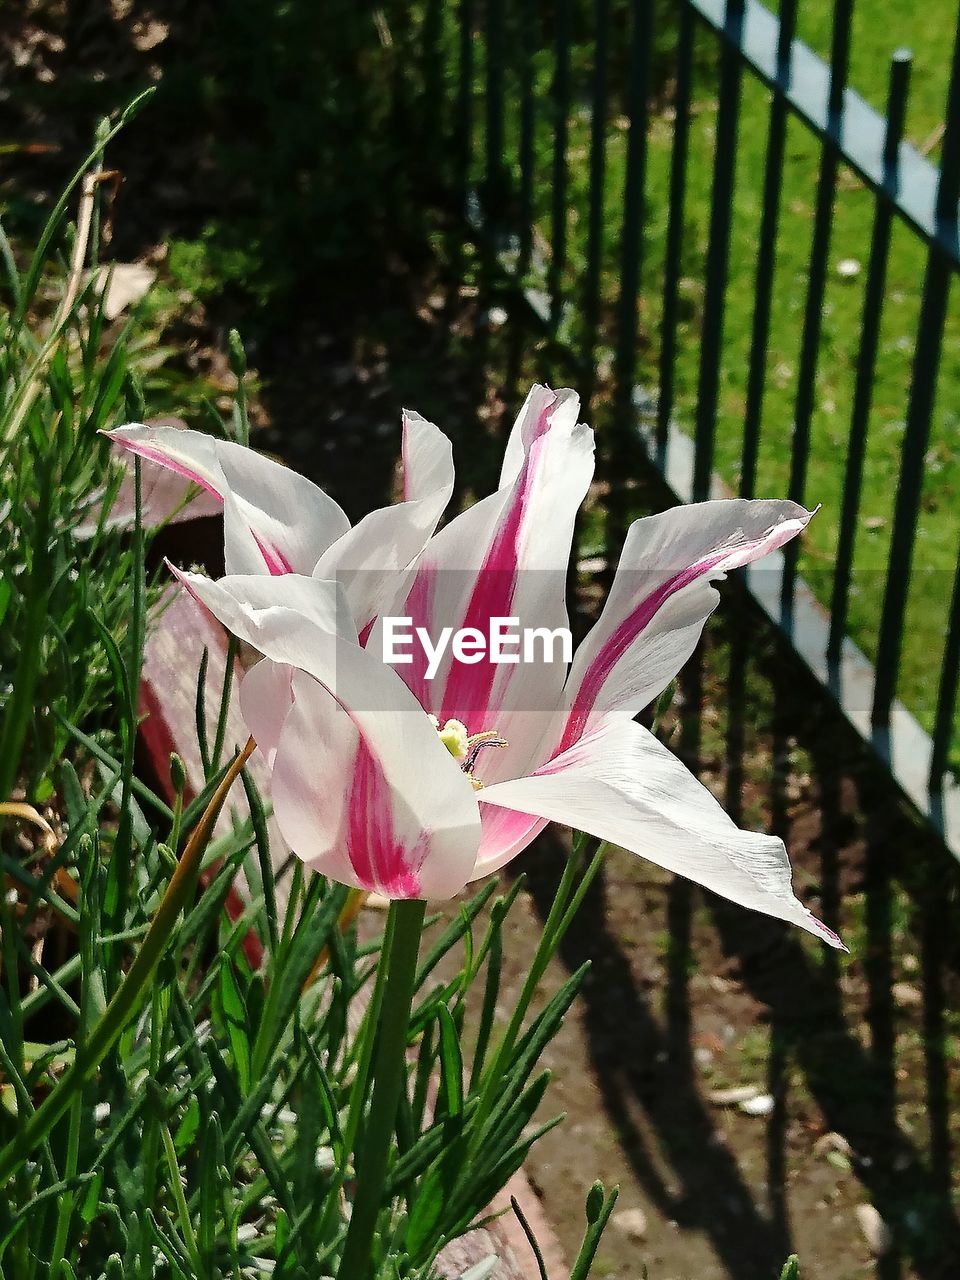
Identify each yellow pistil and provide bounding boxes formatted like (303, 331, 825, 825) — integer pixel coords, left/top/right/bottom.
(434, 717, 469, 761)
(430, 717, 508, 786)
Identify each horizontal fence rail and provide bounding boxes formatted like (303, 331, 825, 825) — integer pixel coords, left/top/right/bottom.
(432, 0, 960, 857)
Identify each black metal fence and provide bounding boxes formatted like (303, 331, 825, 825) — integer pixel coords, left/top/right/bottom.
(416, 0, 960, 855)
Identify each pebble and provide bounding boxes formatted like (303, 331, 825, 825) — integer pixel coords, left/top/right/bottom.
(855, 1204, 893, 1256)
(611, 1207, 648, 1242)
(739, 1093, 775, 1117)
(814, 1131, 853, 1158)
(892, 981, 922, 1006)
(837, 257, 862, 279)
(706, 1085, 763, 1106)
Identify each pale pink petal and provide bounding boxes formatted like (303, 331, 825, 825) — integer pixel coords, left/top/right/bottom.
(76, 450, 221, 537)
(238, 659, 294, 770)
(312, 410, 454, 631)
(553, 500, 813, 755)
(177, 568, 482, 899)
(469, 806, 547, 879)
(480, 717, 843, 947)
(105, 424, 350, 575)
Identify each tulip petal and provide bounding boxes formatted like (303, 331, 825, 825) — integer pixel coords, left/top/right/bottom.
(76, 443, 222, 537)
(470, 805, 548, 879)
(271, 671, 481, 897)
(176, 568, 482, 898)
(105, 424, 350, 575)
(480, 717, 843, 947)
(238, 659, 294, 770)
(313, 410, 454, 631)
(380, 385, 594, 783)
(171, 567, 358, 654)
(554, 500, 813, 754)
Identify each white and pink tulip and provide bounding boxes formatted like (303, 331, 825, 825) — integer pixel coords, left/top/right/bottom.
(105, 386, 842, 947)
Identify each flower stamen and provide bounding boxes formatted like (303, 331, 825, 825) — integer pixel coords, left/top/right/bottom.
(429, 717, 507, 789)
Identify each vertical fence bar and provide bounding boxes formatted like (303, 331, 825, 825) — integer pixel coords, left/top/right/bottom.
(657, 4, 695, 452)
(583, 0, 611, 394)
(457, 0, 475, 212)
(873, 10, 960, 730)
(422, 0, 444, 172)
(549, 0, 573, 327)
(828, 51, 911, 665)
(518, 0, 536, 274)
(740, 0, 798, 500)
(782, 0, 854, 608)
(614, 0, 653, 402)
(485, 0, 506, 215)
(931, 540, 960, 791)
(692, 0, 745, 502)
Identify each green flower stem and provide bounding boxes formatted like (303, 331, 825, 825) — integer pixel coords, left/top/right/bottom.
(0, 737, 255, 1187)
(468, 835, 603, 1146)
(336, 896, 427, 1280)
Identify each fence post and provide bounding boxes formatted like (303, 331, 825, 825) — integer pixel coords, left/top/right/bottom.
(781, 0, 854, 612)
(548, 0, 572, 329)
(457, 0, 475, 216)
(692, 0, 745, 502)
(828, 50, 912, 666)
(658, 4, 695, 455)
(485, 0, 507, 218)
(614, 0, 653, 410)
(873, 10, 960, 731)
(740, 0, 798, 500)
(583, 0, 611, 403)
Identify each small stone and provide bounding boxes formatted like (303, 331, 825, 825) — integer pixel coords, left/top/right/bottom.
(837, 257, 862, 279)
(814, 1131, 853, 1159)
(131, 18, 169, 51)
(856, 1204, 893, 1256)
(892, 981, 922, 1006)
(739, 1093, 775, 1117)
(612, 1207, 648, 1242)
(706, 1085, 763, 1106)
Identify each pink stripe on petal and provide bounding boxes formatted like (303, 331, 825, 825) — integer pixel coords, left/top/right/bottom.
(252, 532, 293, 576)
(439, 397, 556, 722)
(113, 439, 223, 502)
(558, 549, 729, 753)
(474, 803, 546, 874)
(115, 437, 293, 576)
(346, 736, 422, 897)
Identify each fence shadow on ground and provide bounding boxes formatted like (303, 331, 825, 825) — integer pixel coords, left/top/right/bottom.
(256, 243, 960, 1279)
(517, 559, 960, 1280)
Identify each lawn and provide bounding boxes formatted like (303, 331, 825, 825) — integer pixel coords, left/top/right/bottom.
(495, 0, 960, 761)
